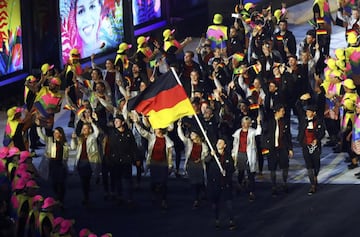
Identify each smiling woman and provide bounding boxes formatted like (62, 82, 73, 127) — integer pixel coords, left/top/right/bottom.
(60, 0, 124, 64)
(75, 0, 102, 54)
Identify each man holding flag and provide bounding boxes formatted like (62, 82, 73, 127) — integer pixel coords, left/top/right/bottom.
(128, 68, 227, 206)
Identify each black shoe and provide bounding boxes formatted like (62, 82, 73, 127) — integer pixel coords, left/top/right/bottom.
(248, 192, 255, 202)
(104, 193, 110, 201)
(215, 220, 220, 230)
(271, 187, 277, 198)
(127, 200, 135, 209)
(161, 200, 168, 210)
(81, 199, 89, 207)
(36, 141, 45, 147)
(332, 145, 342, 153)
(282, 184, 289, 193)
(324, 140, 336, 147)
(68, 121, 75, 128)
(354, 172, 360, 176)
(344, 157, 352, 163)
(307, 186, 316, 196)
(228, 220, 237, 231)
(348, 163, 358, 169)
(192, 200, 199, 209)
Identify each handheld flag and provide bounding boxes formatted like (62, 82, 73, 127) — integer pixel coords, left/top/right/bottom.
(76, 105, 86, 117)
(127, 70, 195, 128)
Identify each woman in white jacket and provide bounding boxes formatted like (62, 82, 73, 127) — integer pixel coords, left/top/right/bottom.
(71, 119, 101, 206)
(177, 120, 208, 209)
(37, 126, 69, 206)
(232, 115, 261, 201)
(133, 115, 173, 210)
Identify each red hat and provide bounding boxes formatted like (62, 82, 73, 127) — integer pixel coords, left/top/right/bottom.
(54, 217, 65, 228)
(26, 180, 39, 189)
(16, 171, 31, 181)
(42, 197, 57, 209)
(15, 164, 28, 176)
(0, 147, 9, 159)
(101, 234, 112, 237)
(19, 151, 31, 163)
(59, 219, 74, 234)
(79, 228, 91, 237)
(50, 77, 62, 86)
(0, 161, 5, 174)
(14, 178, 27, 190)
(32, 195, 44, 204)
(7, 147, 20, 158)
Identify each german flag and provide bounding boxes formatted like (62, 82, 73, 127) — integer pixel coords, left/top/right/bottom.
(261, 148, 270, 155)
(127, 70, 195, 129)
(316, 18, 325, 24)
(249, 104, 260, 110)
(316, 29, 327, 35)
(63, 104, 75, 111)
(276, 35, 284, 41)
(76, 105, 86, 117)
(252, 64, 261, 74)
(83, 80, 91, 89)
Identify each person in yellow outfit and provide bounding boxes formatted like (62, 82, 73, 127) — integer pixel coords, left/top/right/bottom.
(64, 48, 82, 128)
(341, 79, 360, 168)
(3, 107, 26, 151)
(163, 28, 192, 67)
(115, 42, 132, 76)
(33, 77, 63, 135)
(135, 35, 160, 77)
(207, 14, 228, 55)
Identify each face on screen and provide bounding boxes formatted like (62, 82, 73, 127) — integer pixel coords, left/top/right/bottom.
(60, 0, 124, 63)
(76, 0, 101, 45)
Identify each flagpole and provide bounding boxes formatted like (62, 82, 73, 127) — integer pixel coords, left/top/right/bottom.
(170, 67, 226, 176)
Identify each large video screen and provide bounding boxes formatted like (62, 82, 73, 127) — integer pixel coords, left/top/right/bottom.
(0, 0, 23, 76)
(132, 0, 161, 26)
(59, 0, 124, 64)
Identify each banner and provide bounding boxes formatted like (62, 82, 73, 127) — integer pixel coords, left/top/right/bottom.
(59, 0, 124, 64)
(0, 0, 23, 76)
(132, 0, 161, 26)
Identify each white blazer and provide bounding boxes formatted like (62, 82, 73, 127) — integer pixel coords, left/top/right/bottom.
(70, 122, 101, 171)
(177, 125, 209, 168)
(232, 125, 262, 172)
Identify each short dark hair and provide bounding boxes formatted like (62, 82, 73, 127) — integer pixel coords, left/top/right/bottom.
(273, 104, 285, 112)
